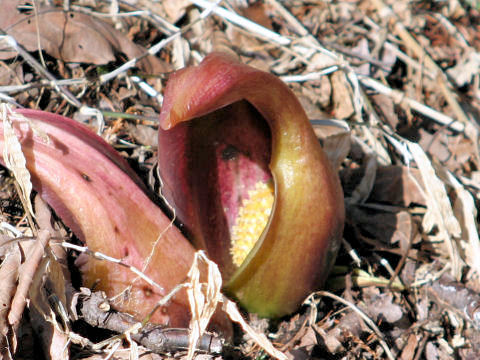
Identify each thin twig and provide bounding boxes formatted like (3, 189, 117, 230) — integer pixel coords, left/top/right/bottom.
(80, 291, 223, 354)
(60, 242, 165, 294)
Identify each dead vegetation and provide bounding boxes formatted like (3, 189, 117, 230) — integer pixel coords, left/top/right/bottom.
(1, 0, 480, 359)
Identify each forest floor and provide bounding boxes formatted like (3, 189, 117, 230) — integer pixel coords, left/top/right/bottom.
(1, 0, 480, 359)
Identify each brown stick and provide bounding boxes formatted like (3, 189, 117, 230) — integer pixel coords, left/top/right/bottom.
(80, 291, 224, 354)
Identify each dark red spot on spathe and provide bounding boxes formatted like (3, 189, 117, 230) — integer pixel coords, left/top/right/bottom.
(81, 173, 92, 182)
(142, 286, 153, 298)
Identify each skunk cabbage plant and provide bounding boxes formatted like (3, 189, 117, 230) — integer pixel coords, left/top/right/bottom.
(0, 52, 344, 331)
(0, 108, 234, 332)
(158, 53, 344, 317)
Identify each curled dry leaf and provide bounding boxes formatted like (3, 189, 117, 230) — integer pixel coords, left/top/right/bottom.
(1, 105, 34, 219)
(29, 252, 70, 360)
(435, 167, 480, 276)
(186, 251, 222, 360)
(408, 142, 462, 277)
(0, 238, 21, 347)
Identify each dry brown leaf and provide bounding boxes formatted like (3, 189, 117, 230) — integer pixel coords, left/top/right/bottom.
(418, 129, 452, 164)
(8, 230, 50, 327)
(371, 93, 400, 130)
(286, 326, 318, 360)
(408, 142, 462, 277)
(437, 169, 480, 276)
(321, 310, 367, 354)
(454, 186, 480, 275)
(315, 325, 343, 354)
(330, 70, 355, 119)
(0, 240, 21, 351)
(420, 128, 477, 174)
(363, 293, 404, 324)
(321, 130, 351, 171)
(348, 153, 377, 204)
(126, 123, 158, 148)
(351, 207, 415, 249)
(369, 166, 425, 207)
(0, 0, 168, 73)
(1, 104, 34, 219)
(186, 251, 222, 360)
(29, 255, 70, 360)
(29, 253, 68, 326)
(409, 143, 461, 237)
(0, 61, 23, 88)
(223, 298, 288, 360)
(313, 119, 351, 171)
